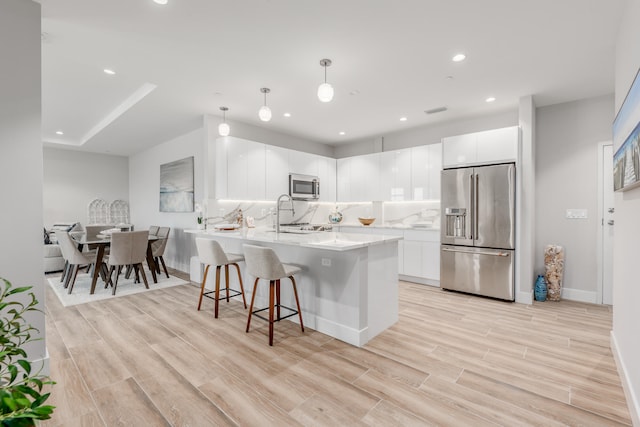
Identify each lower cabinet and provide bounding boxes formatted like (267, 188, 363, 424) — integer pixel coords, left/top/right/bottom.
(338, 226, 440, 286)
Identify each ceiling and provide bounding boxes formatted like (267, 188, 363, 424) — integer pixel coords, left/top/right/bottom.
(39, 0, 627, 157)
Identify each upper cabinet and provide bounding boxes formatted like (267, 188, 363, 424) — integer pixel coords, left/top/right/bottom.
(411, 143, 441, 201)
(380, 150, 411, 201)
(265, 145, 290, 200)
(216, 137, 336, 202)
(442, 126, 518, 168)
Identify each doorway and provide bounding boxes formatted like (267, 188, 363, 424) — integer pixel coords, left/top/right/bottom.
(597, 142, 614, 305)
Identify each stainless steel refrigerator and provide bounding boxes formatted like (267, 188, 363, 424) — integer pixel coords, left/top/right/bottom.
(440, 163, 516, 300)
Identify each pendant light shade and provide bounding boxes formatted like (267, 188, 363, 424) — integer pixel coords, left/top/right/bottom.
(258, 88, 272, 122)
(218, 106, 230, 136)
(318, 59, 334, 103)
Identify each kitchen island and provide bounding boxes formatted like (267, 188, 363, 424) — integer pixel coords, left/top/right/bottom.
(186, 228, 401, 347)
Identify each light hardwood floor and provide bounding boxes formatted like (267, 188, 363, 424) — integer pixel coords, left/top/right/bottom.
(42, 269, 632, 426)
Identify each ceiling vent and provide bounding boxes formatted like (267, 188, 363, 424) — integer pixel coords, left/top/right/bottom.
(425, 106, 448, 115)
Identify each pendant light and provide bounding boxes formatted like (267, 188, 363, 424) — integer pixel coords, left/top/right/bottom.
(218, 106, 230, 136)
(317, 58, 334, 103)
(258, 88, 272, 122)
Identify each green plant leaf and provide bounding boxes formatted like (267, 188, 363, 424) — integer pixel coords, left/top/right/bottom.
(2, 396, 17, 412)
(5, 287, 32, 297)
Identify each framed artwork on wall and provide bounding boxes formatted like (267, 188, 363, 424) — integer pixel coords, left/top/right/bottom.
(613, 67, 640, 192)
(159, 156, 194, 212)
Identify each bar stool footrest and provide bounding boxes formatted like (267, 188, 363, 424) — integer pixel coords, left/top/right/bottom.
(203, 288, 243, 302)
(251, 304, 299, 323)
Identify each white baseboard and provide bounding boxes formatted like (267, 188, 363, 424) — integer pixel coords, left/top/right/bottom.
(560, 287, 597, 303)
(32, 348, 50, 377)
(516, 289, 533, 305)
(611, 331, 640, 426)
(398, 275, 439, 287)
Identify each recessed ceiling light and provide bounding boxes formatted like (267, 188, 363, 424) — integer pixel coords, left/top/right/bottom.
(55, 130, 64, 135)
(452, 53, 466, 62)
(103, 69, 116, 75)
(486, 97, 496, 103)
(400, 117, 407, 122)
(283, 112, 291, 118)
(339, 131, 346, 135)
(153, 0, 168, 4)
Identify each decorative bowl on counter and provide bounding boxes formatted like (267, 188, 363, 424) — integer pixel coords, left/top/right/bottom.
(358, 217, 375, 226)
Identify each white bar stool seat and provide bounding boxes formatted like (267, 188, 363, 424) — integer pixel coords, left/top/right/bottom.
(243, 244, 304, 346)
(195, 238, 247, 318)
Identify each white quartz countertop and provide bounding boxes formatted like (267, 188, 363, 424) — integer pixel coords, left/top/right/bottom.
(185, 228, 402, 252)
(337, 223, 440, 231)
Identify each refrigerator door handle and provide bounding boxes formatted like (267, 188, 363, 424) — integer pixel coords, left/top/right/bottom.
(475, 173, 479, 244)
(442, 247, 511, 257)
(469, 174, 474, 239)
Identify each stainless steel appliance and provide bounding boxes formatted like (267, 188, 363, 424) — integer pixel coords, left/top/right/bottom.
(440, 163, 516, 300)
(289, 173, 320, 200)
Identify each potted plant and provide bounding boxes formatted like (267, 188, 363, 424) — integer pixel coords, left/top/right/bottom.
(0, 278, 55, 426)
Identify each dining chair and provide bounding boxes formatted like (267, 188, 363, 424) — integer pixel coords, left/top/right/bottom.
(149, 225, 160, 236)
(243, 244, 304, 346)
(56, 231, 103, 294)
(104, 230, 150, 295)
(151, 226, 170, 278)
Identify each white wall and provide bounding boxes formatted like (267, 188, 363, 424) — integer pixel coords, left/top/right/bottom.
(0, 0, 46, 364)
(535, 94, 614, 301)
(129, 128, 205, 273)
(207, 115, 334, 157)
(334, 109, 519, 158)
(613, 0, 640, 423)
(43, 148, 129, 227)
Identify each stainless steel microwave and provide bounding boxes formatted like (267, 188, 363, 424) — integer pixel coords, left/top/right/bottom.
(289, 173, 320, 200)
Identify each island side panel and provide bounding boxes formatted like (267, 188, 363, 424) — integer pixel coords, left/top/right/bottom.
(366, 241, 399, 342)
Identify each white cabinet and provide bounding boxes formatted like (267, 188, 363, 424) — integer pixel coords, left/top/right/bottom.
(476, 126, 518, 165)
(336, 158, 351, 202)
(265, 145, 290, 200)
(442, 126, 518, 167)
(380, 150, 411, 201)
(215, 137, 229, 199)
(411, 143, 441, 201)
(401, 229, 440, 283)
(289, 150, 319, 177)
(222, 137, 265, 200)
(338, 154, 380, 202)
(318, 157, 336, 202)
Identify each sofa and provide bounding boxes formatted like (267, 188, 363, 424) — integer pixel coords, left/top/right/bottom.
(44, 222, 81, 273)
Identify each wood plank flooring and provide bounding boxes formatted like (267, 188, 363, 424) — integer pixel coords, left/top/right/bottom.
(42, 270, 632, 426)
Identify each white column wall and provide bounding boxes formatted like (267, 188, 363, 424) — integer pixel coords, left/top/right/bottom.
(613, 0, 640, 423)
(0, 0, 46, 365)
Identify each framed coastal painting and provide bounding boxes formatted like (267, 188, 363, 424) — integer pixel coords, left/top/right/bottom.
(159, 156, 194, 212)
(613, 68, 640, 192)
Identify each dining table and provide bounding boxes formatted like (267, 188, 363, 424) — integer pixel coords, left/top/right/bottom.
(72, 232, 160, 294)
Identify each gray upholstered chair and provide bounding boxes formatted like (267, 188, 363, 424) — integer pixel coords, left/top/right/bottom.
(104, 230, 150, 295)
(195, 238, 246, 318)
(56, 231, 101, 294)
(242, 244, 304, 346)
(149, 225, 160, 236)
(151, 226, 170, 278)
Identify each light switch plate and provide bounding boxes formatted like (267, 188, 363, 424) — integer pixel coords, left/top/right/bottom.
(566, 209, 588, 219)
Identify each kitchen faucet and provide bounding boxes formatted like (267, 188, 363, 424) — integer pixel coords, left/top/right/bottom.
(276, 194, 295, 233)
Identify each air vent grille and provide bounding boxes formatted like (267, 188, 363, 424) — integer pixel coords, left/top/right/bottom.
(425, 106, 448, 115)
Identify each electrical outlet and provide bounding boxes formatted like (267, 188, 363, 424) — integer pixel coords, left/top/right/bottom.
(321, 258, 331, 267)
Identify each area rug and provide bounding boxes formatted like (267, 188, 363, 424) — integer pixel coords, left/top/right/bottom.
(47, 268, 189, 307)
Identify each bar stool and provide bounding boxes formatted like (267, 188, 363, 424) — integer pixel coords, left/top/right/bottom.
(243, 244, 304, 346)
(195, 238, 247, 318)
